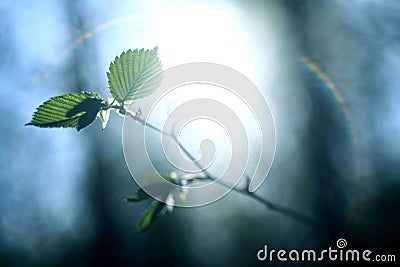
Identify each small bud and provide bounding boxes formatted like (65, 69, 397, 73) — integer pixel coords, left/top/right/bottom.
(166, 193, 174, 212)
(170, 172, 178, 180)
(181, 173, 197, 180)
(99, 109, 110, 130)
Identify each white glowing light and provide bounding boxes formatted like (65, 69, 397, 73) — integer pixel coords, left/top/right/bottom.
(154, 3, 255, 80)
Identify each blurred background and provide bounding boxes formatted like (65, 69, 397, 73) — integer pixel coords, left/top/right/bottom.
(1, 0, 399, 266)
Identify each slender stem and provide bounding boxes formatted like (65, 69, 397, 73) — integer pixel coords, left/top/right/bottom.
(126, 111, 321, 227)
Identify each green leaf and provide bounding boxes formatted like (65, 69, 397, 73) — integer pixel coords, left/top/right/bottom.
(107, 47, 162, 103)
(136, 200, 165, 233)
(26, 91, 103, 131)
(123, 188, 151, 203)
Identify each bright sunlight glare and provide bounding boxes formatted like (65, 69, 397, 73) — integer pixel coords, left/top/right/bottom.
(142, 2, 279, 180)
(154, 3, 256, 80)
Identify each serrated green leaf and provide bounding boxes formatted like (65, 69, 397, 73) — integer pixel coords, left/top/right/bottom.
(107, 47, 162, 103)
(123, 188, 151, 203)
(136, 200, 165, 233)
(26, 92, 103, 131)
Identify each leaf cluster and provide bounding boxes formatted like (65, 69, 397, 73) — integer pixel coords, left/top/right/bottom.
(26, 47, 162, 131)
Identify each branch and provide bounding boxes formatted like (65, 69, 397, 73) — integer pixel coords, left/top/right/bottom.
(125, 110, 322, 228)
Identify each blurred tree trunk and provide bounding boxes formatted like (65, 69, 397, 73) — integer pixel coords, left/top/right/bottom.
(284, 0, 349, 249)
(63, 2, 117, 265)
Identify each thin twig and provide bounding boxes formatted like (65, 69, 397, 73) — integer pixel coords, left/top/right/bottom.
(126, 111, 322, 227)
